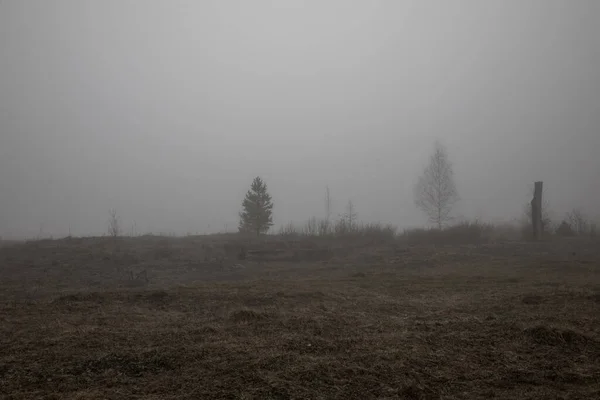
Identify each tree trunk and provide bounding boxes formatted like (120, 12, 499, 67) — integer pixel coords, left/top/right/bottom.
(531, 181, 543, 240)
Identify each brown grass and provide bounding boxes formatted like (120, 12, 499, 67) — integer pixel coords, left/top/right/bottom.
(1, 235, 599, 399)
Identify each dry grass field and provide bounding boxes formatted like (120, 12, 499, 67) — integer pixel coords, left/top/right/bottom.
(1, 235, 599, 399)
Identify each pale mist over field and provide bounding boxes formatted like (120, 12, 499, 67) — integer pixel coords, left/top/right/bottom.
(0, 1, 599, 239)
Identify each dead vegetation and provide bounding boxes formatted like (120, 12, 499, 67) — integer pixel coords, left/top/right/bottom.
(0, 235, 599, 399)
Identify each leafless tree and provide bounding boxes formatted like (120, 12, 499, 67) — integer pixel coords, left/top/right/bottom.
(108, 208, 121, 238)
(566, 208, 589, 235)
(36, 223, 44, 240)
(318, 185, 333, 235)
(129, 221, 138, 237)
(325, 186, 332, 222)
(304, 217, 319, 236)
(414, 141, 459, 229)
(343, 200, 357, 229)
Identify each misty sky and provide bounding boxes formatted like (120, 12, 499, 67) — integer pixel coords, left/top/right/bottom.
(1, 1, 599, 238)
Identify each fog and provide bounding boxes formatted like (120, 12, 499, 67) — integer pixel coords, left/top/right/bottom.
(1, 0, 599, 239)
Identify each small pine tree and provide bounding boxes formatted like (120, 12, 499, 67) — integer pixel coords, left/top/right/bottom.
(238, 176, 274, 236)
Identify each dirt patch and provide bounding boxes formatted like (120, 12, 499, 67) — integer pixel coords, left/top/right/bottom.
(132, 289, 172, 306)
(524, 325, 594, 348)
(229, 308, 270, 323)
(398, 383, 438, 400)
(53, 292, 107, 304)
(522, 295, 544, 305)
(589, 293, 600, 303)
(70, 350, 175, 377)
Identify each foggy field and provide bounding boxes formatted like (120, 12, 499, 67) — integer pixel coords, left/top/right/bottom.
(1, 236, 599, 399)
(2, 1, 600, 399)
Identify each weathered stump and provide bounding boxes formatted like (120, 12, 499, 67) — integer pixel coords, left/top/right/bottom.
(531, 181, 543, 240)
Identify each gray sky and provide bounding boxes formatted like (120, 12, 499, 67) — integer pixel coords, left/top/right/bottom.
(1, 0, 599, 238)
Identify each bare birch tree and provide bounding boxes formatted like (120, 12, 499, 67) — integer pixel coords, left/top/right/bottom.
(108, 208, 121, 238)
(319, 185, 334, 235)
(343, 200, 357, 230)
(566, 208, 589, 235)
(414, 141, 459, 229)
(325, 185, 332, 222)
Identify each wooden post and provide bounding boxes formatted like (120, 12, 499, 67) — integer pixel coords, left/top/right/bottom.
(531, 181, 543, 240)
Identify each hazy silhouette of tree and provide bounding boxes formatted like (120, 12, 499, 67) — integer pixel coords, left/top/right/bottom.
(238, 176, 274, 236)
(108, 208, 121, 238)
(414, 141, 459, 229)
(566, 207, 589, 235)
(325, 185, 332, 222)
(343, 199, 357, 229)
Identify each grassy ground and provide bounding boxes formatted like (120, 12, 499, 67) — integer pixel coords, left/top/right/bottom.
(1, 236, 599, 399)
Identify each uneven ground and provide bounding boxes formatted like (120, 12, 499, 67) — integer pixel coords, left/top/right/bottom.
(1, 236, 599, 399)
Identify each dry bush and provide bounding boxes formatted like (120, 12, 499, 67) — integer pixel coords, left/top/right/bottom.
(317, 219, 331, 236)
(303, 217, 319, 236)
(278, 222, 302, 238)
(566, 208, 591, 236)
(107, 209, 121, 238)
(360, 222, 397, 237)
(278, 218, 396, 243)
(519, 206, 594, 239)
(519, 216, 558, 240)
(399, 221, 495, 245)
(556, 221, 575, 237)
(333, 218, 356, 236)
(344, 222, 396, 243)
